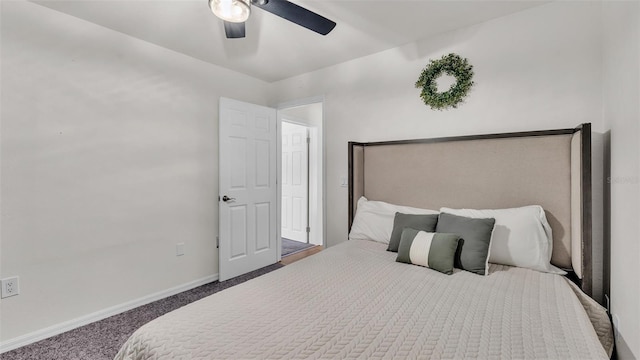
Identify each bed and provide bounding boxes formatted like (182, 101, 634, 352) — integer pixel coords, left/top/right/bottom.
(115, 124, 613, 359)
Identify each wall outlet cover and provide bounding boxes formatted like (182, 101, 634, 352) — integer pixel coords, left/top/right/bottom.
(1, 277, 20, 298)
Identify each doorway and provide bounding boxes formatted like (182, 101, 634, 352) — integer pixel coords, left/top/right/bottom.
(278, 101, 324, 259)
(218, 97, 324, 279)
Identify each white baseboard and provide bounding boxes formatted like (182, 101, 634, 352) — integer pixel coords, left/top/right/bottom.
(0, 273, 219, 354)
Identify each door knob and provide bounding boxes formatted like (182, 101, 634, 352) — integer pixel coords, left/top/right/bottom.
(222, 195, 236, 202)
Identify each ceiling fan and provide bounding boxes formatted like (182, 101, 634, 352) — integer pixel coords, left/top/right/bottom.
(208, 0, 336, 39)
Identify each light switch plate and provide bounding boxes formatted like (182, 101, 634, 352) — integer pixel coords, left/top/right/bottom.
(176, 243, 185, 256)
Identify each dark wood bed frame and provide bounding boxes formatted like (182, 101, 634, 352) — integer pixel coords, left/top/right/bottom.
(348, 123, 593, 297)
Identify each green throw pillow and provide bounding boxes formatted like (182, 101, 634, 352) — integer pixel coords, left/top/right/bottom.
(435, 212, 495, 276)
(396, 228, 461, 275)
(387, 213, 439, 252)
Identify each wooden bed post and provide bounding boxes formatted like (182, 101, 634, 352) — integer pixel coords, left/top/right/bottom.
(348, 142, 355, 232)
(579, 123, 593, 296)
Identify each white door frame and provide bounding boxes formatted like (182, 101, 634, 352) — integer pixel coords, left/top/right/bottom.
(276, 96, 325, 260)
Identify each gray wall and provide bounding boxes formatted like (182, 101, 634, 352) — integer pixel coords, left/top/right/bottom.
(0, 1, 269, 343)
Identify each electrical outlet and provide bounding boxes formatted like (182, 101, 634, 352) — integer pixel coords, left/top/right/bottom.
(1, 277, 20, 298)
(176, 243, 185, 256)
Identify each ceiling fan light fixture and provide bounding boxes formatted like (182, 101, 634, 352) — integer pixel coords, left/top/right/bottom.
(209, 0, 250, 23)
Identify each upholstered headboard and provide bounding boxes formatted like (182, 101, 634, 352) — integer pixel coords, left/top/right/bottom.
(348, 124, 593, 296)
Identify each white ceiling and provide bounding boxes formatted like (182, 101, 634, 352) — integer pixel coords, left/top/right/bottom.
(33, 0, 548, 82)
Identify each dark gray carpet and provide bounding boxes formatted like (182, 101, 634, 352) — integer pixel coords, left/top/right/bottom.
(0, 263, 283, 360)
(282, 238, 314, 257)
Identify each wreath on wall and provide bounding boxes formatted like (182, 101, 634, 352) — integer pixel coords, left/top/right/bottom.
(415, 53, 475, 110)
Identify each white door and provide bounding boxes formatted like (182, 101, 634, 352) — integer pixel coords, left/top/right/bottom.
(219, 98, 277, 281)
(281, 122, 309, 243)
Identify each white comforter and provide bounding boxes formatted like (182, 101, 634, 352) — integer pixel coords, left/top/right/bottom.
(115, 240, 611, 359)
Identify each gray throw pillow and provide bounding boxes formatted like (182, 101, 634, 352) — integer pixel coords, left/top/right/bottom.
(387, 213, 439, 252)
(396, 228, 461, 275)
(435, 212, 495, 276)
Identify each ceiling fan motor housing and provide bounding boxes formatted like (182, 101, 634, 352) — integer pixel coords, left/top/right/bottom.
(217, 0, 337, 39)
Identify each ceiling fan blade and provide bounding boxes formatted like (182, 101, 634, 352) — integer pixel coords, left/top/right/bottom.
(224, 21, 246, 38)
(253, 0, 336, 35)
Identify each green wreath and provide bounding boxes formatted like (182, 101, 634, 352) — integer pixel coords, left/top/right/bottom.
(415, 53, 474, 110)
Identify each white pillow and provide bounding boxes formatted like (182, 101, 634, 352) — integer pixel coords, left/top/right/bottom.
(349, 197, 438, 244)
(440, 206, 566, 275)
